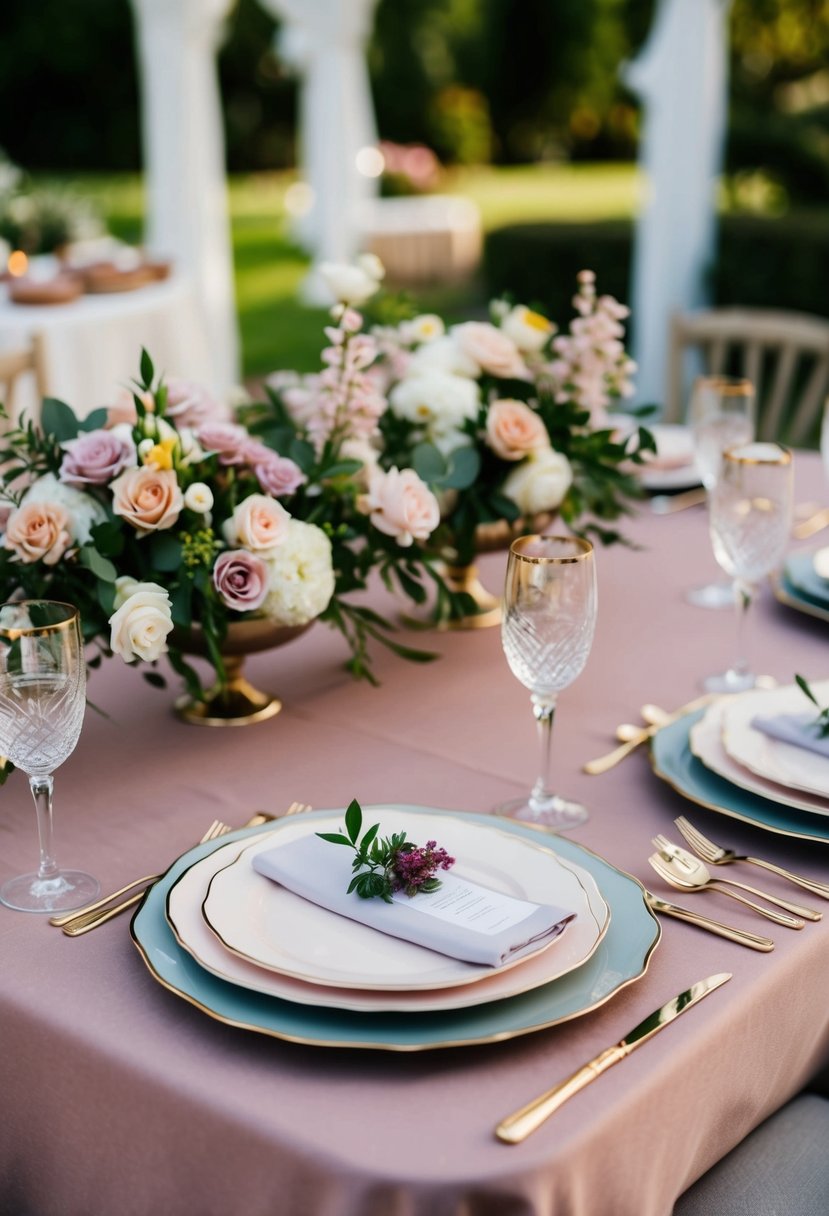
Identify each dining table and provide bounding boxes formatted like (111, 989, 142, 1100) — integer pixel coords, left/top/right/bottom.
(1, 451, 828, 1216)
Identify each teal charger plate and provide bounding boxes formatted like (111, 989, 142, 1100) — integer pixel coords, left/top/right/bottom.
(131, 806, 660, 1051)
(651, 712, 829, 844)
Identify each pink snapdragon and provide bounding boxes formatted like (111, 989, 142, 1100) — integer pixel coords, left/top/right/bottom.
(302, 315, 388, 449)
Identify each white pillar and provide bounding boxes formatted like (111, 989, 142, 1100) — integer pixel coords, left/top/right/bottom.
(625, 0, 733, 411)
(262, 0, 380, 303)
(131, 0, 240, 391)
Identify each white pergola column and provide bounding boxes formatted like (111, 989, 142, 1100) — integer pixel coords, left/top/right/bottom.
(131, 0, 240, 390)
(261, 0, 380, 303)
(625, 0, 733, 412)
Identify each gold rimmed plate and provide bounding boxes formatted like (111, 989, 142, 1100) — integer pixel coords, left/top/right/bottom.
(131, 807, 661, 1051)
(167, 822, 608, 1013)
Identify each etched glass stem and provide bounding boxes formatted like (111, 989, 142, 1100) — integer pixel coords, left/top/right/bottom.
(529, 695, 557, 811)
(30, 774, 58, 881)
(732, 580, 754, 680)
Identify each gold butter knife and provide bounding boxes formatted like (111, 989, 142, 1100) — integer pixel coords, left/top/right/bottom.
(495, 972, 731, 1143)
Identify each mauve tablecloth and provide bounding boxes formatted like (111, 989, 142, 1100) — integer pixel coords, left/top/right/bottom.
(1, 456, 828, 1216)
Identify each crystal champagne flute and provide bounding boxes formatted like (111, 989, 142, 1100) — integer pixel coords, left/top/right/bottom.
(496, 535, 597, 829)
(687, 375, 756, 608)
(0, 601, 98, 912)
(704, 444, 793, 693)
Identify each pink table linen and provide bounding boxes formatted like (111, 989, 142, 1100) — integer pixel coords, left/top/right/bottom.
(1, 454, 828, 1216)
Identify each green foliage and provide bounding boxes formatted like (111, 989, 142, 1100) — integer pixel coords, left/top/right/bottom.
(795, 673, 829, 736)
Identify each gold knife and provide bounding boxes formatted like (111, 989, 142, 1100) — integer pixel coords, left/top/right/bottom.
(495, 972, 731, 1143)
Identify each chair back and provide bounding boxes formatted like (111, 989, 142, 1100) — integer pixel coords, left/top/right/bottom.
(0, 337, 47, 426)
(666, 308, 829, 444)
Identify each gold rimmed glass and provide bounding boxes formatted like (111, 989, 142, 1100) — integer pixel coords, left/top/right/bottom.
(705, 444, 794, 694)
(687, 375, 756, 609)
(0, 601, 98, 913)
(496, 536, 597, 829)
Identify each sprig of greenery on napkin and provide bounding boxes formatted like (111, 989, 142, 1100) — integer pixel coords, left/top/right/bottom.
(795, 674, 829, 737)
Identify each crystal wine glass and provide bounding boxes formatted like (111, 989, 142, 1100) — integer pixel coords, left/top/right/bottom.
(496, 535, 597, 829)
(704, 444, 793, 694)
(0, 601, 98, 912)
(687, 375, 756, 609)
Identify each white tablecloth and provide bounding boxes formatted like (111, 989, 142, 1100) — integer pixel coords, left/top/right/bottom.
(0, 275, 216, 421)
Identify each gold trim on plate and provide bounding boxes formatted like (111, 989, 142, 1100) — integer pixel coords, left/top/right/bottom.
(771, 572, 829, 625)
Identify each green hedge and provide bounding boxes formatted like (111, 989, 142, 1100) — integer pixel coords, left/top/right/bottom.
(483, 213, 829, 324)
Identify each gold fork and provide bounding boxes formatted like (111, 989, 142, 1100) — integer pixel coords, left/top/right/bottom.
(674, 816, 829, 900)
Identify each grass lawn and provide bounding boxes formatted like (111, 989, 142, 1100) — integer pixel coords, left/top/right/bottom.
(35, 164, 641, 379)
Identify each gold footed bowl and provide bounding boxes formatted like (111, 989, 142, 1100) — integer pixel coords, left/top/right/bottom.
(172, 619, 312, 728)
(409, 513, 556, 632)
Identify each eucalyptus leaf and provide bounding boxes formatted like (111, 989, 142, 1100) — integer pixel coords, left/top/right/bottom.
(79, 546, 117, 583)
(40, 399, 79, 443)
(442, 444, 480, 490)
(411, 442, 447, 484)
(79, 408, 110, 433)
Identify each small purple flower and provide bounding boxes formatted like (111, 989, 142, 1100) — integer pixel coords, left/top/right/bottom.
(212, 549, 269, 612)
(391, 839, 455, 897)
(197, 421, 250, 466)
(59, 428, 137, 487)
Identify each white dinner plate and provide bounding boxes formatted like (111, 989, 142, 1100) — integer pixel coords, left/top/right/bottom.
(199, 810, 609, 993)
(721, 681, 829, 799)
(167, 830, 608, 1014)
(638, 425, 701, 491)
(690, 698, 829, 818)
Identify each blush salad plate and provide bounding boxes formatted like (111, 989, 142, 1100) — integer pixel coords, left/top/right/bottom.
(720, 681, 829, 800)
(167, 827, 608, 1013)
(651, 713, 829, 844)
(199, 810, 606, 992)
(131, 807, 660, 1051)
(690, 698, 829, 818)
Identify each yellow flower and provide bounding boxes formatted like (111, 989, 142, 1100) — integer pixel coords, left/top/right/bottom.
(524, 308, 553, 334)
(142, 436, 178, 471)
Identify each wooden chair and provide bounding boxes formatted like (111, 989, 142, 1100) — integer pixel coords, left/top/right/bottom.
(0, 336, 47, 427)
(666, 308, 829, 444)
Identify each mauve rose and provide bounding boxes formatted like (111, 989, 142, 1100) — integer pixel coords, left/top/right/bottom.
(4, 502, 72, 565)
(165, 379, 229, 428)
(358, 466, 440, 547)
(212, 549, 269, 612)
(244, 441, 306, 497)
(59, 428, 137, 487)
(196, 421, 250, 466)
(111, 467, 183, 535)
(223, 493, 291, 551)
(485, 399, 550, 462)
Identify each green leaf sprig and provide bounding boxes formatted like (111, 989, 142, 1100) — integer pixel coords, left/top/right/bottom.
(317, 799, 454, 902)
(795, 674, 829, 737)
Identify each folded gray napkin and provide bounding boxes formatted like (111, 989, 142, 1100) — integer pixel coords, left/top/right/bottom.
(252, 833, 576, 968)
(751, 712, 829, 759)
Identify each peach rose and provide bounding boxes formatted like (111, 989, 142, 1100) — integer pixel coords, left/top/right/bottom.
(4, 502, 72, 565)
(223, 494, 291, 551)
(451, 322, 529, 379)
(358, 466, 440, 547)
(485, 399, 550, 461)
(111, 467, 183, 535)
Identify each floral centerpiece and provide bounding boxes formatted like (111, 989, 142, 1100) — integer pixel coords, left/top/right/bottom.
(249, 258, 654, 625)
(0, 349, 448, 731)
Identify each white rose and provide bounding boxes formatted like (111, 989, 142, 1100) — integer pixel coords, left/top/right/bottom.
(21, 473, 107, 545)
(108, 581, 174, 664)
(318, 259, 383, 306)
(261, 520, 335, 626)
(502, 449, 573, 515)
(389, 371, 480, 437)
(500, 305, 556, 353)
(406, 335, 479, 379)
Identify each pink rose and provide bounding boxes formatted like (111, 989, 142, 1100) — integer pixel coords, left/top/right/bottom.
(196, 421, 250, 466)
(212, 549, 269, 612)
(485, 399, 550, 461)
(59, 428, 137, 487)
(165, 379, 229, 428)
(244, 441, 306, 497)
(111, 467, 184, 535)
(452, 322, 529, 379)
(358, 466, 440, 547)
(223, 494, 291, 551)
(4, 502, 72, 565)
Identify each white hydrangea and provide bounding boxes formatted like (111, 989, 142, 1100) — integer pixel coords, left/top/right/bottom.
(21, 473, 106, 545)
(261, 519, 335, 627)
(389, 371, 480, 438)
